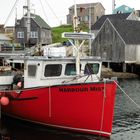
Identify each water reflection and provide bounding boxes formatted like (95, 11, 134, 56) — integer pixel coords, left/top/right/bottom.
(1, 78, 140, 140)
(112, 78, 140, 140)
(1, 116, 109, 140)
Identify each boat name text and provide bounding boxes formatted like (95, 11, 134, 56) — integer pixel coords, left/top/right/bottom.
(59, 87, 104, 92)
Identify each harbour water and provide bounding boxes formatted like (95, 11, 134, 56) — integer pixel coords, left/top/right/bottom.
(1, 78, 140, 140)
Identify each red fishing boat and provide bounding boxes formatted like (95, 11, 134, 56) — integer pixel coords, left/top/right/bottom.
(2, 81, 116, 137)
(0, 32, 117, 137)
(0, 0, 118, 136)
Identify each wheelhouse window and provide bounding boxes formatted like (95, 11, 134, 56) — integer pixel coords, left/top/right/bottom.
(65, 63, 81, 76)
(44, 64, 62, 77)
(28, 65, 37, 77)
(84, 63, 99, 74)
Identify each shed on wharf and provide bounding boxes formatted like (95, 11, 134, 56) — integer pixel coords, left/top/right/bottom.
(91, 18, 140, 74)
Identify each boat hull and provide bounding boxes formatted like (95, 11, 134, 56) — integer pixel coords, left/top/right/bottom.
(1, 81, 116, 137)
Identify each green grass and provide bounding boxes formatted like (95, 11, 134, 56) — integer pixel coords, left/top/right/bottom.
(52, 25, 73, 43)
(52, 24, 89, 43)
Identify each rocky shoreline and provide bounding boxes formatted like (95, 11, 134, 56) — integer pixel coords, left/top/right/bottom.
(101, 67, 139, 79)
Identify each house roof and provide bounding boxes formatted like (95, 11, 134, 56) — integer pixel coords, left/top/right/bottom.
(69, 2, 104, 9)
(91, 13, 131, 30)
(0, 34, 11, 41)
(32, 14, 51, 29)
(110, 19, 140, 44)
(113, 5, 135, 14)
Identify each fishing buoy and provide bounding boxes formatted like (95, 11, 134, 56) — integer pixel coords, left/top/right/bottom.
(0, 96, 9, 106)
(17, 81, 22, 88)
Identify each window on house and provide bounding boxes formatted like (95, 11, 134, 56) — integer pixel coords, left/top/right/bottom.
(17, 32, 24, 38)
(30, 31, 38, 38)
(84, 63, 99, 74)
(85, 15, 89, 21)
(44, 64, 62, 77)
(80, 16, 83, 21)
(28, 65, 37, 77)
(117, 11, 122, 14)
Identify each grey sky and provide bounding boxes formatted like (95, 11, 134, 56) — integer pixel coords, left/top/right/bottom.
(0, 0, 139, 27)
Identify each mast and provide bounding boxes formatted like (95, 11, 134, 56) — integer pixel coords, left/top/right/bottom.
(73, 0, 78, 32)
(73, 0, 80, 75)
(27, 0, 31, 45)
(62, 32, 95, 75)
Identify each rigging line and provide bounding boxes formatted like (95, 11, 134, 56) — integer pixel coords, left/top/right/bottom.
(114, 80, 140, 110)
(4, 0, 20, 26)
(43, 0, 60, 23)
(99, 80, 106, 135)
(39, 0, 50, 25)
(48, 85, 52, 118)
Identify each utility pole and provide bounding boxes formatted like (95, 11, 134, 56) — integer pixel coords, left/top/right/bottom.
(112, 0, 116, 13)
(89, 4, 92, 55)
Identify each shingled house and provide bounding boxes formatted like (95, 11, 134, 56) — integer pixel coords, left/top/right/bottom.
(15, 14, 52, 47)
(67, 2, 105, 28)
(91, 19, 140, 72)
(91, 12, 139, 36)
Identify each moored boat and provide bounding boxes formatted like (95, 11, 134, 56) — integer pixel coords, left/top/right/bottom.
(0, 32, 117, 137)
(0, 0, 118, 136)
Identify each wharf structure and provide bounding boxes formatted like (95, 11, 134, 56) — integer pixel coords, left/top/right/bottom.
(91, 13, 140, 75)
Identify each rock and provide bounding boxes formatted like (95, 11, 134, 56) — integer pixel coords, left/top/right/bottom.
(101, 67, 138, 78)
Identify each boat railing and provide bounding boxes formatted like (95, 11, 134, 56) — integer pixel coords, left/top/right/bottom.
(0, 71, 13, 76)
